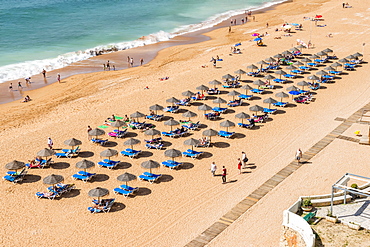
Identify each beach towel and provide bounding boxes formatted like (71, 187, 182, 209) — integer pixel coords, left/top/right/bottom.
(98, 125, 109, 129)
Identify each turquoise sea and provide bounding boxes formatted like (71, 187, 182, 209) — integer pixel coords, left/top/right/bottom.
(0, 0, 285, 83)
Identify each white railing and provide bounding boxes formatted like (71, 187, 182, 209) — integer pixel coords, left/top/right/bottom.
(282, 199, 315, 247)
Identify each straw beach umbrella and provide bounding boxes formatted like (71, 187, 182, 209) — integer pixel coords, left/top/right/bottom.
(222, 74, 234, 80)
(37, 148, 55, 158)
(241, 84, 253, 95)
(198, 104, 212, 114)
(264, 74, 275, 84)
(227, 90, 240, 101)
(274, 54, 284, 58)
(164, 149, 182, 162)
(5, 160, 25, 173)
(253, 79, 265, 88)
(263, 97, 278, 109)
(196, 85, 209, 94)
(247, 64, 258, 72)
(182, 90, 194, 97)
(209, 80, 222, 88)
(293, 61, 304, 66)
(202, 129, 218, 142)
(249, 105, 264, 114)
(76, 159, 95, 173)
(100, 149, 118, 161)
(144, 128, 161, 139)
(220, 120, 235, 132)
(234, 69, 246, 80)
(149, 104, 164, 115)
(88, 187, 109, 202)
(64, 138, 82, 149)
(166, 97, 180, 107)
(275, 92, 289, 102)
(265, 57, 276, 63)
(316, 70, 328, 76)
(117, 172, 137, 186)
(213, 97, 227, 108)
(323, 48, 333, 53)
(164, 119, 180, 131)
(235, 112, 250, 124)
(130, 111, 146, 122)
(123, 138, 141, 150)
(275, 70, 286, 79)
(88, 128, 105, 138)
(110, 120, 127, 131)
(43, 174, 64, 185)
(297, 81, 310, 90)
(141, 160, 160, 174)
(307, 75, 320, 82)
(182, 111, 197, 121)
(331, 62, 342, 71)
(184, 138, 200, 151)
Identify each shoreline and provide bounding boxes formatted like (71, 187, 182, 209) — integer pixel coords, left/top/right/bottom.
(0, 0, 288, 104)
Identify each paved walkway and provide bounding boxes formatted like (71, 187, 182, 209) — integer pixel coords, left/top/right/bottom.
(185, 102, 370, 247)
(316, 199, 370, 230)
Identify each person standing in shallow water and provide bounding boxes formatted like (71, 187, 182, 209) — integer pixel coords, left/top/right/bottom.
(57, 74, 61, 83)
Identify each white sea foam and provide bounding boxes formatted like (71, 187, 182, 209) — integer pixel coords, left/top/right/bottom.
(0, 0, 286, 84)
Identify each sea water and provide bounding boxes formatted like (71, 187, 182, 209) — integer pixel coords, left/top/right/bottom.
(0, 0, 285, 83)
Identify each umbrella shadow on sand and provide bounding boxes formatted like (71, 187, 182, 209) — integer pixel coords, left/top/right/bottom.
(52, 162, 70, 169)
(63, 189, 81, 199)
(199, 152, 213, 159)
(213, 142, 230, 148)
(139, 151, 153, 158)
(21, 174, 41, 183)
(198, 124, 208, 129)
(104, 141, 118, 148)
(225, 109, 235, 114)
(93, 174, 110, 182)
(125, 132, 138, 138)
(158, 174, 173, 183)
(233, 133, 246, 139)
(116, 162, 132, 169)
(135, 187, 152, 196)
(244, 163, 257, 169)
(179, 162, 194, 170)
(161, 141, 172, 148)
(78, 151, 94, 158)
(109, 202, 126, 213)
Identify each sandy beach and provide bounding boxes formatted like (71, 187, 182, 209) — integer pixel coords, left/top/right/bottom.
(2, 0, 370, 246)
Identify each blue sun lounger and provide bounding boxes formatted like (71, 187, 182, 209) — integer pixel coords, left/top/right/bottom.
(212, 107, 227, 113)
(72, 171, 96, 182)
(273, 78, 287, 84)
(121, 149, 141, 159)
(182, 149, 203, 159)
(163, 106, 179, 113)
(146, 114, 164, 121)
(35, 191, 57, 200)
(263, 108, 277, 114)
(238, 122, 255, 129)
(97, 159, 120, 169)
(91, 138, 108, 146)
(145, 143, 163, 150)
(161, 131, 178, 138)
(139, 173, 161, 183)
(299, 66, 310, 71)
(113, 187, 133, 197)
(55, 151, 72, 158)
(162, 160, 182, 169)
(307, 62, 317, 67)
(283, 74, 296, 79)
(273, 101, 288, 107)
(250, 88, 264, 94)
(3, 169, 27, 183)
(88, 199, 115, 213)
(120, 184, 139, 192)
(239, 94, 253, 100)
(218, 130, 235, 138)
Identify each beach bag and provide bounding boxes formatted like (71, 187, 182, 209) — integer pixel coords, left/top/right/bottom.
(243, 157, 248, 163)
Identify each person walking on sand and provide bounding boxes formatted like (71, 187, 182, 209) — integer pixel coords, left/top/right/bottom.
(266, 22, 269, 28)
(140, 58, 144, 66)
(241, 151, 248, 167)
(210, 162, 217, 176)
(106, 60, 110, 71)
(87, 125, 92, 139)
(237, 158, 242, 174)
(130, 57, 134, 67)
(18, 81, 22, 89)
(9, 83, 13, 91)
(57, 73, 61, 83)
(296, 148, 303, 164)
(42, 69, 46, 78)
(47, 137, 53, 149)
(222, 166, 227, 183)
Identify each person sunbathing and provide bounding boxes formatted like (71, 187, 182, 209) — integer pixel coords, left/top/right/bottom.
(123, 115, 130, 122)
(149, 110, 155, 116)
(108, 114, 116, 121)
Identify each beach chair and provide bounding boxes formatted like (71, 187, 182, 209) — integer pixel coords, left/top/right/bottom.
(182, 149, 203, 159)
(307, 62, 317, 67)
(291, 69, 303, 74)
(121, 149, 141, 159)
(218, 130, 235, 139)
(144, 137, 162, 144)
(250, 88, 264, 94)
(263, 108, 277, 114)
(309, 83, 320, 90)
(205, 112, 221, 120)
(162, 160, 182, 169)
(113, 187, 132, 197)
(191, 94, 206, 101)
(88, 199, 115, 213)
(283, 74, 296, 79)
(108, 129, 127, 138)
(247, 71, 260, 77)
(50, 183, 75, 195)
(72, 171, 95, 182)
(212, 107, 227, 113)
(6, 168, 26, 176)
(61, 146, 81, 155)
(35, 191, 57, 200)
(145, 114, 164, 121)
(139, 172, 162, 183)
(227, 100, 242, 107)
(238, 122, 255, 129)
(176, 99, 191, 106)
(239, 94, 253, 100)
(26, 158, 52, 169)
(91, 138, 108, 146)
(145, 143, 163, 150)
(120, 184, 139, 192)
(161, 131, 178, 138)
(273, 78, 287, 84)
(260, 84, 274, 90)
(182, 121, 200, 131)
(163, 106, 179, 113)
(55, 151, 72, 158)
(222, 82, 240, 88)
(273, 102, 288, 107)
(299, 66, 310, 71)
(206, 88, 220, 95)
(97, 160, 120, 169)
(195, 140, 211, 148)
(3, 169, 27, 183)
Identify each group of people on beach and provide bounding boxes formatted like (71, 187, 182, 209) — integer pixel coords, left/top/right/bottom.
(210, 151, 249, 183)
